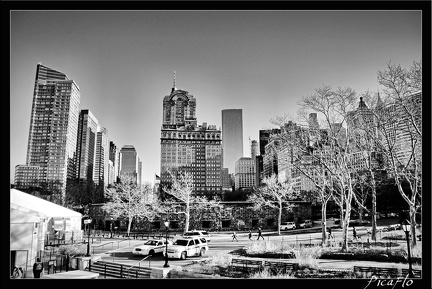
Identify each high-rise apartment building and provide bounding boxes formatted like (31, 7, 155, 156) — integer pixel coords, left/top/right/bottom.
(120, 145, 141, 185)
(221, 109, 243, 175)
(75, 109, 99, 182)
(160, 78, 222, 196)
(15, 63, 80, 202)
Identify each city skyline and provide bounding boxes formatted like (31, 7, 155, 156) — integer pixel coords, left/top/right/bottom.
(10, 10, 422, 185)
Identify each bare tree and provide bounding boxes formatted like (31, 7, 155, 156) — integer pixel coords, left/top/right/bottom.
(270, 114, 334, 246)
(162, 170, 220, 233)
(347, 90, 386, 241)
(297, 85, 359, 251)
(374, 100, 421, 245)
(248, 174, 296, 235)
(374, 60, 422, 246)
(103, 173, 160, 236)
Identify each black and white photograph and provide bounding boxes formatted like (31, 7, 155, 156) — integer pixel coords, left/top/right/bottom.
(7, 2, 430, 288)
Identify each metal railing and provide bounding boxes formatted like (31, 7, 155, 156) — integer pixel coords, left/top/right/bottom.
(91, 241, 115, 255)
(124, 255, 152, 278)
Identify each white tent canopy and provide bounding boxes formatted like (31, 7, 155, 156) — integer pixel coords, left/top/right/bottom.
(10, 188, 81, 219)
(10, 189, 83, 273)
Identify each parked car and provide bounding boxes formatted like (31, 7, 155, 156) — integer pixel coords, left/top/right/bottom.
(280, 222, 296, 230)
(349, 219, 371, 226)
(163, 236, 209, 260)
(132, 239, 172, 256)
(182, 230, 211, 242)
(298, 220, 313, 229)
(386, 223, 401, 231)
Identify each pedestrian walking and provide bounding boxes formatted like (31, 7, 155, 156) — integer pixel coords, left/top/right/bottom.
(257, 227, 265, 240)
(366, 228, 371, 243)
(33, 257, 43, 278)
(352, 226, 358, 240)
(248, 230, 252, 240)
(232, 231, 238, 242)
(327, 227, 334, 239)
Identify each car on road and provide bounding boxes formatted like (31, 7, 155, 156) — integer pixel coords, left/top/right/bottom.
(163, 236, 209, 260)
(298, 220, 313, 229)
(349, 219, 371, 226)
(280, 221, 296, 230)
(132, 239, 172, 256)
(182, 230, 211, 242)
(386, 223, 401, 231)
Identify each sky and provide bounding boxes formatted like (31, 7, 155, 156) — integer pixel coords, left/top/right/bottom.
(10, 10, 422, 185)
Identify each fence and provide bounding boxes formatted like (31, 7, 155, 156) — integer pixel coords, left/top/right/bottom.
(12, 250, 79, 279)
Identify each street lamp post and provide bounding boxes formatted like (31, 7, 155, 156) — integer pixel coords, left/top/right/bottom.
(163, 220, 170, 268)
(85, 218, 91, 256)
(110, 218, 113, 238)
(401, 219, 414, 278)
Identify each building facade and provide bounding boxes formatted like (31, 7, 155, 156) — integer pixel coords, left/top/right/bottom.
(119, 145, 141, 185)
(221, 109, 243, 175)
(14, 165, 40, 189)
(94, 127, 109, 187)
(109, 141, 121, 184)
(16, 63, 81, 202)
(234, 157, 256, 190)
(160, 81, 222, 196)
(75, 109, 99, 182)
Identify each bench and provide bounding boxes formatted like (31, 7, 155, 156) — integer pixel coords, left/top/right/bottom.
(229, 259, 264, 274)
(353, 266, 399, 278)
(264, 261, 298, 274)
(401, 268, 422, 278)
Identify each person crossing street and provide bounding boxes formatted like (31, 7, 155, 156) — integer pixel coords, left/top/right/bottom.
(232, 231, 238, 242)
(257, 227, 265, 240)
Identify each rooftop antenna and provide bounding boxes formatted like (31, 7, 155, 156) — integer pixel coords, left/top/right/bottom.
(172, 70, 176, 92)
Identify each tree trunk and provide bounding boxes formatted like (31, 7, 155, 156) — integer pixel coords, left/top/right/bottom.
(278, 202, 282, 236)
(321, 199, 328, 246)
(410, 204, 417, 247)
(358, 206, 364, 222)
(341, 188, 354, 252)
(184, 203, 190, 233)
(371, 185, 377, 241)
(127, 216, 132, 237)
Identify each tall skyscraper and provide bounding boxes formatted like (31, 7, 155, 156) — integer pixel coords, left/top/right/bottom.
(160, 75, 222, 196)
(94, 126, 109, 187)
(109, 141, 121, 184)
(75, 109, 99, 182)
(221, 109, 243, 175)
(120, 145, 141, 185)
(15, 63, 81, 202)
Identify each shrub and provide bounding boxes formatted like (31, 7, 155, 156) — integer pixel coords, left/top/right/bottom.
(249, 267, 295, 279)
(181, 253, 233, 276)
(58, 244, 87, 257)
(243, 241, 295, 257)
(292, 245, 323, 269)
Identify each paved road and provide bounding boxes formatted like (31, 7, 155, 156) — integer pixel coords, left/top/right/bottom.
(92, 224, 415, 270)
